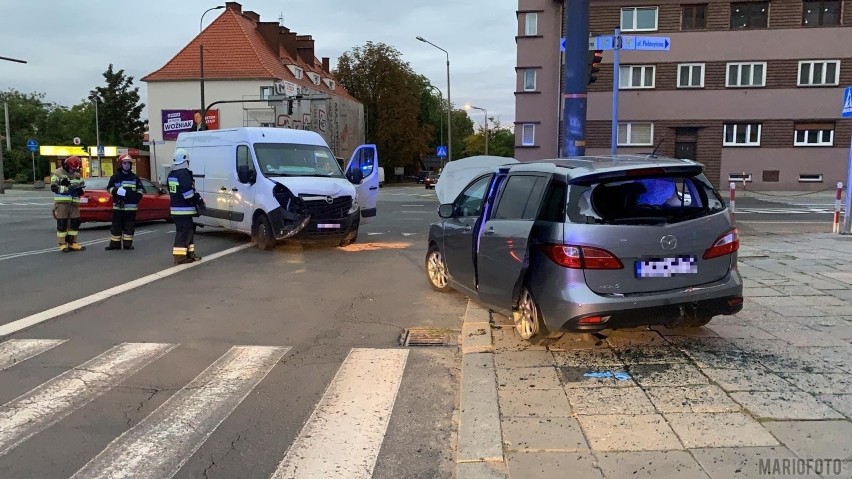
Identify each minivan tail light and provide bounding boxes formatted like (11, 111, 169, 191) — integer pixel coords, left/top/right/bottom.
(541, 245, 623, 270)
(703, 228, 739, 259)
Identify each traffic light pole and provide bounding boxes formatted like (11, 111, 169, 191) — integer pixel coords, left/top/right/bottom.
(611, 27, 621, 155)
(560, 0, 590, 157)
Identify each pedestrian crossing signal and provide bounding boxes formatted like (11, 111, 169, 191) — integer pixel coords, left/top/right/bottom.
(588, 50, 603, 85)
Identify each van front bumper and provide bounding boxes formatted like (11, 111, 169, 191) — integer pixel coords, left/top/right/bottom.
(294, 210, 360, 240)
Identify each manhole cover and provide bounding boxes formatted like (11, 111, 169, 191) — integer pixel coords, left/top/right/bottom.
(399, 328, 452, 346)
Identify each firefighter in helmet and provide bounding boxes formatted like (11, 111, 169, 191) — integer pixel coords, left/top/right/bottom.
(168, 148, 204, 264)
(50, 156, 87, 252)
(105, 154, 144, 250)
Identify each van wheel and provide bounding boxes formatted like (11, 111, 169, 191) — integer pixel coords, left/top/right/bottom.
(253, 214, 276, 250)
(515, 286, 563, 343)
(339, 229, 358, 247)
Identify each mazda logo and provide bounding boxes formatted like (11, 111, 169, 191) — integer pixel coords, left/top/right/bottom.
(325, 196, 333, 204)
(660, 235, 678, 250)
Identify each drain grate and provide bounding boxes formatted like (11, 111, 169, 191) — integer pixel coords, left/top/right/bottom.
(399, 328, 452, 346)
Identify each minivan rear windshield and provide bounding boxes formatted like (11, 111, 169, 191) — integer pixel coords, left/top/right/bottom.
(567, 175, 725, 225)
(254, 143, 344, 178)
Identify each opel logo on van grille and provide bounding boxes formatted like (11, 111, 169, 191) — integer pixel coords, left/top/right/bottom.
(660, 235, 678, 250)
(325, 196, 334, 204)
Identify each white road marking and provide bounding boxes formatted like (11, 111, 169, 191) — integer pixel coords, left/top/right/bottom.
(0, 339, 67, 370)
(400, 210, 433, 214)
(401, 204, 424, 207)
(0, 243, 253, 337)
(0, 342, 175, 457)
(71, 345, 288, 479)
(367, 232, 384, 235)
(0, 230, 156, 262)
(271, 348, 409, 479)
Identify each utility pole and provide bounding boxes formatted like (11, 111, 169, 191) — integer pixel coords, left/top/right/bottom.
(0, 101, 8, 194)
(561, 0, 590, 157)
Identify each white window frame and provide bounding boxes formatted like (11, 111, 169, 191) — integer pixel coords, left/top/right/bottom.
(797, 60, 840, 86)
(521, 124, 535, 146)
(260, 86, 274, 100)
(621, 6, 659, 31)
(794, 127, 834, 146)
(619, 65, 656, 89)
(617, 122, 654, 146)
(525, 12, 538, 36)
(726, 62, 767, 87)
(723, 123, 762, 146)
(677, 63, 705, 88)
(798, 174, 824, 183)
(523, 69, 537, 91)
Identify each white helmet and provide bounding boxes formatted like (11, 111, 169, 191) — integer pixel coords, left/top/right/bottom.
(172, 148, 190, 165)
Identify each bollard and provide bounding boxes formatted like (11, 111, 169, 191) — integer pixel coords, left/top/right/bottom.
(729, 181, 736, 222)
(834, 182, 843, 234)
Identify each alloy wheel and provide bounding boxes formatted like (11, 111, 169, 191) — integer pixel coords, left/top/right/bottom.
(515, 288, 539, 340)
(427, 250, 448, 289)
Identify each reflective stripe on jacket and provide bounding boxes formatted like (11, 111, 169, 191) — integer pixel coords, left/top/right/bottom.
(168, 168, 198, 216)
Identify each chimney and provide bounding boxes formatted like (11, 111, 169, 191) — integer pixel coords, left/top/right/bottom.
(278, 27, 299, 62)
(225, 2, 241, 13)
(243, 10, 260, 22)
(257, 21, 280, 53)
(322, 57, 330, 73)
(296, 35, 315, 65)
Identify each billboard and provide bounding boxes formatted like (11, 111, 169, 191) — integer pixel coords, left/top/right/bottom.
(161, 109, 220, 140)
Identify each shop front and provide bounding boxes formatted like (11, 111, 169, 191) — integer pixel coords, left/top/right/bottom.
(39, 145, 151, 179)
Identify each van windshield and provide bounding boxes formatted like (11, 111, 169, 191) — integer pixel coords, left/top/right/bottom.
(254, 143, 345, 178)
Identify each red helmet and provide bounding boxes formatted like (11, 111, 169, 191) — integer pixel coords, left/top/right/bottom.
(119, 154, 134, 163)
(65, 156, 82, 171)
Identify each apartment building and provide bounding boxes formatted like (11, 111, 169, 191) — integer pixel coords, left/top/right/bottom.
(515, 0, 852, 189)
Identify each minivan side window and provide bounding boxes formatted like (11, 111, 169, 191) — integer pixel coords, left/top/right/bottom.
(236, 145, 255, 183)
(493, 175, 547, 220)
(454, 175, 493, 217)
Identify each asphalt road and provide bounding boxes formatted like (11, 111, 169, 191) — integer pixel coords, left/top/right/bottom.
(0, 185, 464, 479)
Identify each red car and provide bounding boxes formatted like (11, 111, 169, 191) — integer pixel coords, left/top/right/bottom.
(76, 177, 171, 223)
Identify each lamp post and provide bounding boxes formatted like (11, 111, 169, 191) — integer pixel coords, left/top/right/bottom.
(426, 84, 443, 159)
(89, 95, 101, 170)
(0, 56, 27, 194)
(465, 104, 489, 156)
(200, 6, 225, 117)
(416, 36, 451, 165)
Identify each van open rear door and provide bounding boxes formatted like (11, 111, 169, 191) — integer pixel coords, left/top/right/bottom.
(345, 144, 379, 223)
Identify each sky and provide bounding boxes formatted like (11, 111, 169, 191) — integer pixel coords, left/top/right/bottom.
(0, 0, 518, 130)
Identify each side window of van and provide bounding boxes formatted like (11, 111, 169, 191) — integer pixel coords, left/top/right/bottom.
(236, 145, 255, 184)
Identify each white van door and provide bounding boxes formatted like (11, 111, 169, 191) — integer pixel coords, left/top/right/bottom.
(197, 144, 231, 228)
(344, 144, 379, 223)
(229, 143, 257, 232)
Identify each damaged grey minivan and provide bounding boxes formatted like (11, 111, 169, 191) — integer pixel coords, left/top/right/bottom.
(425, 155, 743, 342)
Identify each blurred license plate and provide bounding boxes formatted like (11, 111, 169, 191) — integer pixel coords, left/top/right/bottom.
(635, 256, 697, 278)
(316, 223, 340, 229)
(79, 197, 89, 204)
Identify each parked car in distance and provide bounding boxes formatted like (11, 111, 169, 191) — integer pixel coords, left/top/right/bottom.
(78, 177, 171, 223)
(425, 155, 743, 343)
(416, 172, 429, 184)
(424, 173, 439, 190)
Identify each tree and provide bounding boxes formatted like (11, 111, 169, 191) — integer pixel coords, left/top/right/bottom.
(0, 89, 53, 181)
(89, 64, 147, 149)
(450, 109, 474, 159)
(462, 119, 514, 158)
(334, 43, 431, 175)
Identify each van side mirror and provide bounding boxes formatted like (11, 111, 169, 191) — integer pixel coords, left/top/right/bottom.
(438, 203, 454, 218)
(347, 168, 364, 185)
(238, 165, 256, 184)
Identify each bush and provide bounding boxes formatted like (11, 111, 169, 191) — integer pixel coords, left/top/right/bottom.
(14, 172, 30, 183)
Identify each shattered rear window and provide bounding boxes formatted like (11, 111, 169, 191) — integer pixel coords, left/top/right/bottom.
(567, 175, 725, 225)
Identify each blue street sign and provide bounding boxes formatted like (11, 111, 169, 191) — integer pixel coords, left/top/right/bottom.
(632, 36, 670, 51)
(26, 138, 38, 152)
(842, 86, 852, 118)
(588, 35, 614, 51)
(97, 145, 105, 156)
(560, 37, 566, 52)
(436, 145, 447, 158)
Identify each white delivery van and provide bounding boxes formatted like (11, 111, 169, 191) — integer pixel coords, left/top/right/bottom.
(174, 127, 379, 249)
(378, 166, 385, 187)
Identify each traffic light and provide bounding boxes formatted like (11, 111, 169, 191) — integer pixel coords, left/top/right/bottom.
(588, 50, 603, 85)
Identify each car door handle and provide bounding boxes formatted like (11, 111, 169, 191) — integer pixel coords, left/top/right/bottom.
(483, 227, 495, 236)
(220, 186, 227, 192)
(231, 188, 239, 192)
(464, 225, 472, 232)
(369, 186, 378, 190)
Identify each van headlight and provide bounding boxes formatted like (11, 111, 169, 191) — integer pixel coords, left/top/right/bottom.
(348, 199, 359, 214)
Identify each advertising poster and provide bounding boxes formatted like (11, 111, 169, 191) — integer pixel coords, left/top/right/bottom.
(162, 109, 220, 140)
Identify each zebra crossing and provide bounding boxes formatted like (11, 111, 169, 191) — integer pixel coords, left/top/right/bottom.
(0, 338, 411, 479)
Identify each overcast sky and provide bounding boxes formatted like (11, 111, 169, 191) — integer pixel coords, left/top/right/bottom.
(1, 0, 518, 130)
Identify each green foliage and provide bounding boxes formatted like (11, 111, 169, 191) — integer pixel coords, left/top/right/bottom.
(462, 119, 514, 158)
(89, 64, 147, 149)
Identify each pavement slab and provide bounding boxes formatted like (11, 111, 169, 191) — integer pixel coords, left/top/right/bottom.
(576, 414, 682, 452)
(763, 421, 852, 476)
(501, 417, 589, 452)
(492, 326, 547, 353)
(700, 367, 795, 392)
(506, 452, 603, 479)
(497, 389, 573, 418)
(645, 385, 742, 413)
(627, 363, 710, 387)
(557, 366, 637, 389)
(604, 330, 668, 347)
(456, 461, 508, 479)
(663, 412, 779, 448)
(497, 367, 562, 390)
(494, 350, 555, 369)
(565, 387, 656, 415)
(613, 346, 692, 365)
(778, 372, 852, 394)
(551, 348, 623, 368)
(729, 391, 845, 420)
(593, 450, 709, 479)
(706, 324, 778, 340)
(690, 446, 822, 479)
(815, 394, 852, 419)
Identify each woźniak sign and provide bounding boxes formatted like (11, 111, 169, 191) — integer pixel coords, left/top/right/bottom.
(161, 109, 220, 140)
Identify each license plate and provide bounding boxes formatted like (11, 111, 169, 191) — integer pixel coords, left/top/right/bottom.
(635, 256, 697, 278)
(79, 197, 89, 204)
(316, 223, 340, 229)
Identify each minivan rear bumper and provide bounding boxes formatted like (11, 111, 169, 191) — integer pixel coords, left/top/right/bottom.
(531, 265, 743, 332)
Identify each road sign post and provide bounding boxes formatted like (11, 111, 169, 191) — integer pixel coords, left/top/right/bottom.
(611, 28, 621, 156)
(27, 139, 38, 183)
(841, 86, 852, 234)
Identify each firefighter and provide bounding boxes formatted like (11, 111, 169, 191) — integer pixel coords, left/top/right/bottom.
(105, 154, 144, 250)
(168, 148, 203, 264)
(50, 156, 87, 252)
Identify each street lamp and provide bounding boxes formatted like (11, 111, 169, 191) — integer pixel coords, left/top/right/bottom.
(465, 104, 489, 156)
(416, 36, 451, 165)
(426, 84, 443, 158)
(88, 95, 101, 172)
(0, 56, 27, 194)
(200, 6, 225, 116)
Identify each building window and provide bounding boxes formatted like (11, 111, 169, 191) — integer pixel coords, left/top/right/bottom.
(723, 123, 762, 146)
(525, 13, 538, 35)
(619, 65, 655, 89)
(260, 122, 275, 128)
(803, 0, 841, 26)
(677, 64, 705, 88)
(726, 62, 766, 87)
(798, 61, 840, 86)
(730, 2, 768, 29)
(260, 86, 274, 100)
(523, 69, 537, 91)
(621, 7, 658, 31)
(682, 4, 708, 30)
(799, 174, 824, 183)
(617, 122, 654, 146)
(521, 124, 535, 146)
(794, 123, 834, 146)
